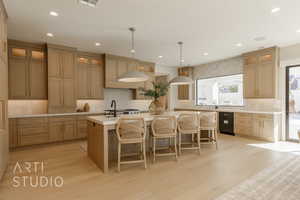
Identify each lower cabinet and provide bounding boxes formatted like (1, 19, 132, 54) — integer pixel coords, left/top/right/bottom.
(49, 117, 76, 142)
(234, 113, 280, 142)
(9, 114, 95, 148)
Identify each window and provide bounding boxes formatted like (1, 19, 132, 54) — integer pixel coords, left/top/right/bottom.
(196, 74, 243, 106)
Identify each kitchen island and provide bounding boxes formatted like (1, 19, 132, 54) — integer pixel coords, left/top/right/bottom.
(87, 112, 183, 173)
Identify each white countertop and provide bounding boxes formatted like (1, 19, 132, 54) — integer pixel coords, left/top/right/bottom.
(8, 112, 103, 119)
(175, 107, 282, 115)
(87, 112, 181, 126)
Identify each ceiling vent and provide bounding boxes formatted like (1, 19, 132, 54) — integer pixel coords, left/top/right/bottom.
(78, 0, 99, 7)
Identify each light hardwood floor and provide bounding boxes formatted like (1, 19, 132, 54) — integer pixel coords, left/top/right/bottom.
(0, 135, 293, 200)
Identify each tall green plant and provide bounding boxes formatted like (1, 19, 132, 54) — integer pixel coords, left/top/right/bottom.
(140, 82, 169, 101)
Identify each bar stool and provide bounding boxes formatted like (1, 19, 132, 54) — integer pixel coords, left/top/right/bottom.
(151, 115, 178, 162)
(116, 117, 147, 172)
(177, 113, 201, 155)
(199, 112, 218, 150)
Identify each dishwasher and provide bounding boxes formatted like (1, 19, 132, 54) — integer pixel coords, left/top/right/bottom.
(219, 112, 235, 136)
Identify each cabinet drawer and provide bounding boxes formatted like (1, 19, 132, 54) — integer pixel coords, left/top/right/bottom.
(253, 114, 273, 120)
(235, 113, 253, 118)
(19, 134, 49, 146)
(49, 116, 75, 123)
(17, 117, 48, 126)
(18, 126, 48, 136)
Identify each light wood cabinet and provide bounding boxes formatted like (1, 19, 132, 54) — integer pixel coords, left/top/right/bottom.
(234, 112, 280, 142)
(49, 117, 76, 142)
(243, 47, 279, 99)
(0, 0, 8, 180)
(77, 53, 104, 99)
(9, 114, 99, 148)
(13, 117, 49, 146)
(178, 67, 193, 100)
(47, 44, 76, 113)
(8, 40, 47, 99)
(104, 54, 154, 89)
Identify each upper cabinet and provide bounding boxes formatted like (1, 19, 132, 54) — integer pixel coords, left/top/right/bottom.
(8, 40, 47, 99)
(77, 52, 104, 99)
(133, 61, 156, 100)
(243, 47, 279, 99)
(47, 44, 77, 113)
(104, 54, 155, 89)
(177, 67, 193, 100)
(0, 1, 7, 65)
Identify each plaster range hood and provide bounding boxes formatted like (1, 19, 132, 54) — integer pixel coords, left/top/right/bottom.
(78, 0, 99, 7)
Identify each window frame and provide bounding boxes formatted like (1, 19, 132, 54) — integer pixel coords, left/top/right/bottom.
(195, 74, 244, 107)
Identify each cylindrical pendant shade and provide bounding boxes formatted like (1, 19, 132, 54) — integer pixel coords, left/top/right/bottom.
(118, 71, 149, 82)
(169, 76, 193, 85)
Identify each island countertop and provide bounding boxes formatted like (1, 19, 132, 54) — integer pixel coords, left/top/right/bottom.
(87, 112, 182, 126)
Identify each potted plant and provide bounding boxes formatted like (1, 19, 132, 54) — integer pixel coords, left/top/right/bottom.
(140, 82, 169, 115)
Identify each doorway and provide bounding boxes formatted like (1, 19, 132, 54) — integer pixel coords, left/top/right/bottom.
(286, 65, 300, 142)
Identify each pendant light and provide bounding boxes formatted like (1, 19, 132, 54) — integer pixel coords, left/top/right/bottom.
(169, 41, 193, 85)
(117, 27, 149, 83)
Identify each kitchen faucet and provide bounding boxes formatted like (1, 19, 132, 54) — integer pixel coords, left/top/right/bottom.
(111, 100, 117, 117)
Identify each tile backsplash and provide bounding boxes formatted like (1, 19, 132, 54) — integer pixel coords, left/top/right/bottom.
(8, 100, 48, 116)
(8, 89, 152, 116)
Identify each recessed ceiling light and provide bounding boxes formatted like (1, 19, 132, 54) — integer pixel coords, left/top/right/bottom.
(236, 43, 243, 47)
(95, 42, 101, 46)
(297, 29, 300, 33)
(158, 55, 163, 58)
(254, 36, 266, 41)
(271, 7, 281, 13)
(203, 52, 209, 56)
(46, 33, 54, 37)
(78, 0, 99, 7)
(49, 11, 58, 16)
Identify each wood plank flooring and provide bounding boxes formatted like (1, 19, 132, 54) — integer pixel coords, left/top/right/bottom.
(0, 135, 293, 200)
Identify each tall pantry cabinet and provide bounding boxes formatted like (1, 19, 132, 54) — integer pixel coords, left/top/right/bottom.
(47, 44, 77, 113)
(0, 0, 8, 180)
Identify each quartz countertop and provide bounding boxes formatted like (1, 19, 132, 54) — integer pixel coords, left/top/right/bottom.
(175, 107, 282, 115)
(8, 112, 104, 119)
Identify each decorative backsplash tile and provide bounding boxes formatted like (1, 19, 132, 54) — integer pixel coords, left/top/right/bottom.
(8, 100, 48, 115)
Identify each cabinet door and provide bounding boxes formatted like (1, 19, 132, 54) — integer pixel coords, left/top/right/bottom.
(48, 78, 63, 112)
(261, 119, 274, 141)
(257, 63, 274, 98)
(77, 120, 87, 138)
(77, 61, 89, 98)
(48, 48, 61, 78)
(252, 118, 261, 138)
(105, 58, 118, 88)
(9, 54, 28, 99)
(61, 51, 75, 79)
(178, 85, 189, 100)
(49, 122, 64, 142)
(89, 64, 104, 99)
(63, 79, 76, 112)
(29, 51, 47, 99)
(63, 121, 76, 140)
(243, 64, 257, 98)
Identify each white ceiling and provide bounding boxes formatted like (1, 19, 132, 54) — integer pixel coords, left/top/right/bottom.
(3, 0, 300, 67)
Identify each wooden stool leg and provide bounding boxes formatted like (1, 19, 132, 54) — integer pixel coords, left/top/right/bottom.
(197, 133, 201, 155)
(214, 130, 218, 150)
(178, 132, 182, 156)
(174, 136, 178, 161)
(153, 137, 156, 162)
(118, 142, 121, 172)
(143, 141, 147, 169)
